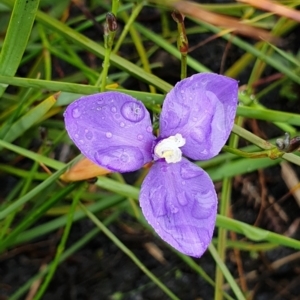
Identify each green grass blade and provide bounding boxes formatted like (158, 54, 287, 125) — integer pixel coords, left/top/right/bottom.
(0, 183, 77, 252)
(11, 195, 124, 246)
(0, 165, 68, 220)
(2, 94, 56, 144)
(32, 184, 84, 300)
(216, 215, 300, 249)
(135, 22, 210, 73)
(209, 243, 246, 300)
(0, 0, 40, 95)
(80, 202, 180, 300)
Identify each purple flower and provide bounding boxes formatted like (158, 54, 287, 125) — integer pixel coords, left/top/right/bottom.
(64, 73, 238, 257)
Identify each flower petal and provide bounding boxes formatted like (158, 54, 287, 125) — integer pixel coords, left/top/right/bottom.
(159, 73, 238, 160)
(64, 92, 155, 172)
(140, 158, 217, 257)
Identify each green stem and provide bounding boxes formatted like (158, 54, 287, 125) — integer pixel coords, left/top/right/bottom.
(33, 183, 84, 300)
(222, 145, 283, 159)
(210, 243, 246, 300)
(215, 117, 243, 300)
(113, 2, 144, 54)
(99, 44, 112, 91)
(117, 4, 156, 93)
(79, 202, 180, 300)
(172, 10, 188, 79)
(181, 53, 187, 79)
(98, 0, 119, 90)
(10, 212, 120, 300)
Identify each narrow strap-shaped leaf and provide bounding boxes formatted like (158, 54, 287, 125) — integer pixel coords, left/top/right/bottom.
(1, 93, 56, 144)
(0, 0, 40, 96)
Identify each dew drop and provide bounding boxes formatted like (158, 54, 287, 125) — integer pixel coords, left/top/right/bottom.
(192, 192, 214, 219)
(96, 107, 101, 111)
(146, 126, 152, 133)
(120, 154, 128, 162)
(95, 146, 144, 172)
(180, 162, 202, 179)
(137, 134, 143, 141)
(180, 90, 185, 94)
(119, 122, 125, 127)
(115, 113, 121, 119)
(178, 192, 187, 206)
(79, 139, 84, 144)
(106, 132, 112, 138)
(72, 108, 81, 118)
(160, 164, 168, 173)
(121, 101, 145, 122)
(181, 180, 186, 185)
(111, 106, 117, 113)
(170, 205, 178, 214)
(74, 133, 79, 139)
(85, 130, 93, 140)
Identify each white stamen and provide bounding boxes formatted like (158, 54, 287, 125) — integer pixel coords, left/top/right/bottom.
(154, 133, 186, 163)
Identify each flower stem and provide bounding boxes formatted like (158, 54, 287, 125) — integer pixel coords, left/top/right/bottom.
(98, 12, 118, 91)
(172, 10, 188, 79)
(98, 0, 119, 91)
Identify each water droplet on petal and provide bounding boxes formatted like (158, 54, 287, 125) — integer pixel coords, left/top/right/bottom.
(85, 130, 93, 140)
(121, 101, 145, 122)
(181, 180, 186, 185)
(120, 154, 128, 162)
(160, 164, 168, 173)
(119, 122, 125, 127)
(178, 191, 187, 206)
(95, 146, 144, 172)
(192, 191, 215, 219)
(146, 126, 152, 133)
(180, 162, 203, 179)
(96, 107, 101, 111)
(106, 132, 112, 138)
(149, 186, 167, 217)
(111, 106, 117, 113)
(72, 108, 81, 118)
(137, 134, 143, 141)
(79, 139, 84, 144)
(74, 134, 79, 139)
(170, 205, 178, 214)
(115, 113, 121, 119)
